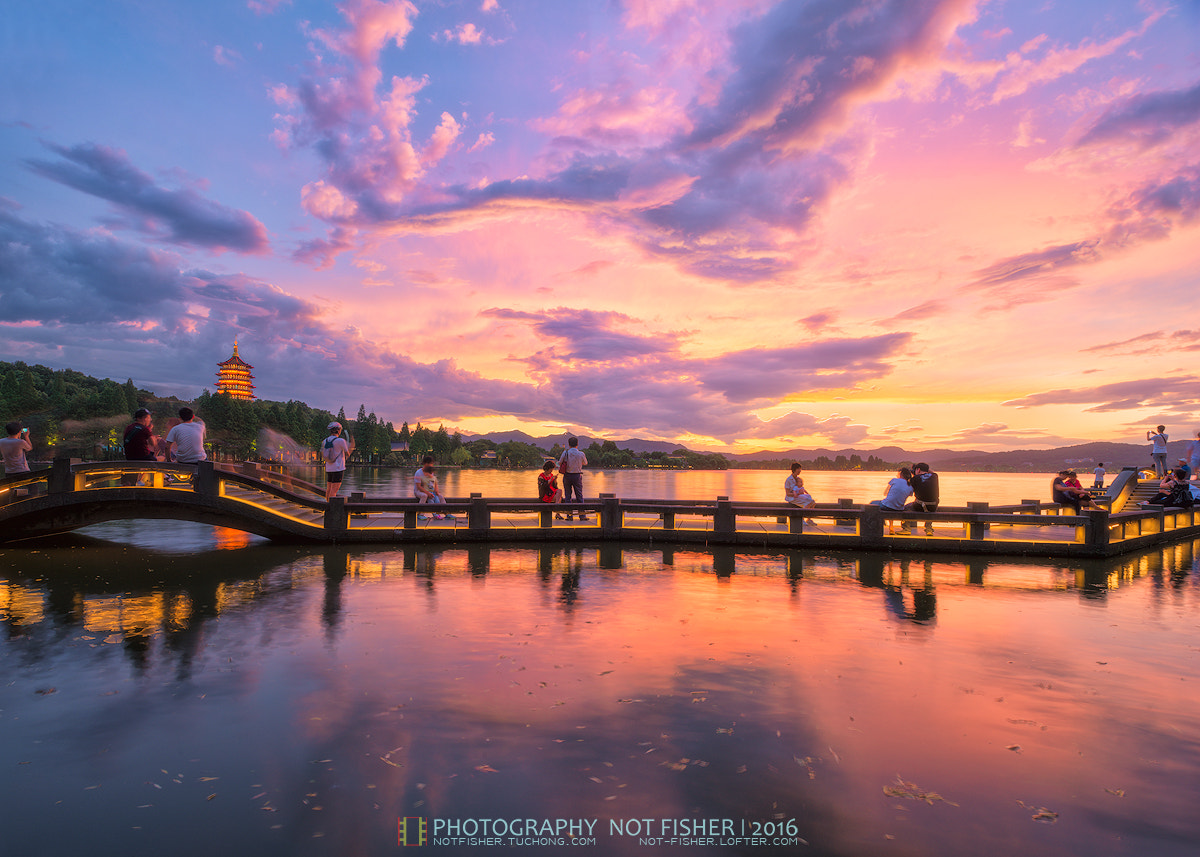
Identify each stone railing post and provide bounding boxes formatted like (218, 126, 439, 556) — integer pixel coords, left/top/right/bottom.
(48, 457, 78, 494)
(194, 461, 218, 499)
(967, 501, 989, 539)
(859, 504, 884, 545)
(469, 493, 490, 532)
(324, 496, 348, 533)
(1085, 508, 1110, 550)
(714, 496, 735, 534)
(600, 494, 620, 535)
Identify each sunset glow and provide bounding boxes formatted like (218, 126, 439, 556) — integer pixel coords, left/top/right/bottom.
(2, 0, 1198, 451)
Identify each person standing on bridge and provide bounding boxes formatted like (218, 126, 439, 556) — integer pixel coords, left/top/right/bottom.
(322, 421, 354, 500)
(166, 408, 206, 464)
(557, 437, 588, 521)
(1147, 425, 1169, 477)
(1, 422, 32, 475)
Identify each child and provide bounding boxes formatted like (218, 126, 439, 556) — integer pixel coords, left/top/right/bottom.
(537, 461, 566, 519)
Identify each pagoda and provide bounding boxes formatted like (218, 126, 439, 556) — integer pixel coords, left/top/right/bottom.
(215, 341, 256, 401)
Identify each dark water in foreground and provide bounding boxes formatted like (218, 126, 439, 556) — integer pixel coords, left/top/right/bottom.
(3, 525, 1200, 857)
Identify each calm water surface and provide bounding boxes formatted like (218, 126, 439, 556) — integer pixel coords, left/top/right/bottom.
(317, 467, 1062, 507)
(2, 469, 1197, 857)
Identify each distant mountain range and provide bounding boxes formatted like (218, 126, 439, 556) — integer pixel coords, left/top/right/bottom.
(463, 431, 1192, 473)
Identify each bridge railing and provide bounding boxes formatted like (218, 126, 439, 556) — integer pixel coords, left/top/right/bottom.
(2, 459, 1197, 556)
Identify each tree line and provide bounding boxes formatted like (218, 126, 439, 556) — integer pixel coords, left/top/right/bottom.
(0, 361, 732, 469)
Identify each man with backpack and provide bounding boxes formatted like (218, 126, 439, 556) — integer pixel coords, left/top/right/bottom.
(322, 421, 354, 500)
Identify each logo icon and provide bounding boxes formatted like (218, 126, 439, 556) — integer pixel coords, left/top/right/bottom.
(397, 817, 428, 847)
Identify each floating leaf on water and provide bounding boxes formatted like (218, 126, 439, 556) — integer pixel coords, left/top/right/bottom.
(598, 670, 613, 676)
(589, 777, 603, 784)
(883, 777, 958, 806)
(35, 687, 57, 695)
(1016, 800, 1058, 822)
(1105, 788, 1125, 798)
(206, 794, 217, 801)
(736, 765, 748, 774)
(475, 765, 499, 773)
(198, 777, 218, 782)
(1006, 745, 1022, 753)
(251, 792, 267, 800)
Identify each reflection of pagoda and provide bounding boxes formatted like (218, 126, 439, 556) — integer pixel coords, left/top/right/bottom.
(215, 341, 256, 401)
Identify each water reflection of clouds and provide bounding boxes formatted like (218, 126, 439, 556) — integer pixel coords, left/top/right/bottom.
(3, 541, 1200, 855)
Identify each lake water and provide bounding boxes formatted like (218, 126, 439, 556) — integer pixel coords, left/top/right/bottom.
(321, 467, 1061, 506)
(3, 468, 1197, 857)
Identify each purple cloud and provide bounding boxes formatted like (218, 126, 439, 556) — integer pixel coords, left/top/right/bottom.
(0, 203, 906, 442)
(282, 0, 980, 281)
(26, 142, 269, 254)
(1003, 378, 1200, 412)
(1076, 81, 1200, 150)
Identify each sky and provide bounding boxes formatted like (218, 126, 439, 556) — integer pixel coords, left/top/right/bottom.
(2, 0, 1199, 453)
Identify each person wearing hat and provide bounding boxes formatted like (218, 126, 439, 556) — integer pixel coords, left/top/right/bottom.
(322, 421, 354, 500)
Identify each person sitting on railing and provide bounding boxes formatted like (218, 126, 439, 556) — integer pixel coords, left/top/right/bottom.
(1147, 469, 1193, 507)
(871, 467, 912, 534)
(122, 408, 160, 486)
(1052, 470, 1097, 513)
(538, 461, 567, 520)
(414, 455, 447, 520)
(784, 463, 816, 508)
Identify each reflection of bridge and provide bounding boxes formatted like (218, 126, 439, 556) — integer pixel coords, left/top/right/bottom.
(1, 460, 1198, 557)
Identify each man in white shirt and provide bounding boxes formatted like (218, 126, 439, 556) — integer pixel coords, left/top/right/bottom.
(557, 436, 588, 521)
(165, 407, 207, 464)
(322, 421, 354, 500)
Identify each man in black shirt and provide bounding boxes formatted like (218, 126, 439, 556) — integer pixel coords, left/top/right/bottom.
(905, 462, 940, 535)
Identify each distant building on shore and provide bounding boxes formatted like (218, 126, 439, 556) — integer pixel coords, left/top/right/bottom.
(215, 342, 256, 401)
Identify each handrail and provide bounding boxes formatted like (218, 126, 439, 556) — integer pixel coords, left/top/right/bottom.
(0, 458, 1197, 557)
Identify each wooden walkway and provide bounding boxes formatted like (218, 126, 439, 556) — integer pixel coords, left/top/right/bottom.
(1, 459, 1197, 558)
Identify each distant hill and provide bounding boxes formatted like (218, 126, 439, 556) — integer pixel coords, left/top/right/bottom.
(462, 431, 1188, 472)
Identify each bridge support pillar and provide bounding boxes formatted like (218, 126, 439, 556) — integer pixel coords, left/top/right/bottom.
(195, 461, 218, 499)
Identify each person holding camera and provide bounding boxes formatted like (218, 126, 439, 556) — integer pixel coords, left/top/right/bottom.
(1147, 425, 1169, 477)
(1, 422, 33, 474)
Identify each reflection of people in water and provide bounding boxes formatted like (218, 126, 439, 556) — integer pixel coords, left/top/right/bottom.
(857, 556, 938, 623)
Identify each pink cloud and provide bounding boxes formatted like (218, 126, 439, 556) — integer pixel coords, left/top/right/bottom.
(990, 9, 1164, 103)
(213, 45, 241, 67)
